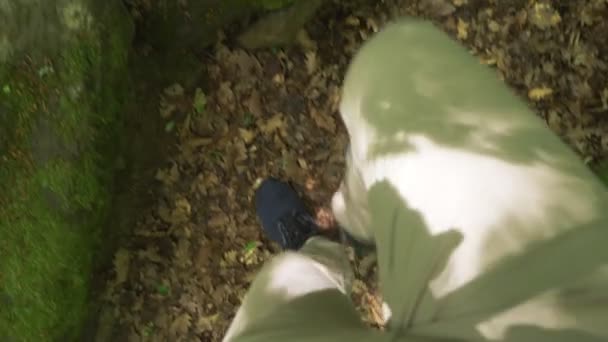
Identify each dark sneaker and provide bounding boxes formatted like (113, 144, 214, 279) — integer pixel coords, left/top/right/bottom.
(255, 178, 319, 250)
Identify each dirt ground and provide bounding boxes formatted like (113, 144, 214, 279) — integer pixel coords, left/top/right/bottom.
(96, 0, 608, 341)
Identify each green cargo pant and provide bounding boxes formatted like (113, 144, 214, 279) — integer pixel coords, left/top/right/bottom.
(224, 19, 608, 342)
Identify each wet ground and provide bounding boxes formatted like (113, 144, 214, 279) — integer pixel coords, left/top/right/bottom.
(94, 0, 608, 341)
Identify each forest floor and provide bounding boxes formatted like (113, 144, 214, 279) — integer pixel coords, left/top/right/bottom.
(95, 0, 608, 341)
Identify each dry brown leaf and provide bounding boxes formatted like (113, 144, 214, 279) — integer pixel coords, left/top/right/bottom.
(283, 153, 304, 180)
(230, 139, 248, 163)
(457, 18, 469, 40)
(218, 82, 236, 110)
(171, 197, 191, 224)
(305, 51, 318, 75)
(516, 9, 528, 25)
(528, 87, 554, 101)
(113, 248, 130, 285)
(155, 164, 180, 185)
(186, 137, 213, 148)
(272, 73, 285, 84)
(138, 246, 164, 263)
(366, 18, 379, 32)
(244, 90, 264, 117)
(345, 16, 360, 26)
(169, 313, 191, 337)
(231, 49, 262, 77)
(223, 250, 238, 265)
(164, 83, 184, 97)
(488, 20, 500, 33)
(239, 128, 256, 144)
(310, 108, 336, 132)
(174, 238, 191, 268)
(259, 113, 285, 135)
(160, 101, 177, 119)
(530, 3, 561, 29)
(208, 213, 229, 228)
(195, 243, 212, 268)
(195, 314, 219, 333)
(297, 158, 308, 169)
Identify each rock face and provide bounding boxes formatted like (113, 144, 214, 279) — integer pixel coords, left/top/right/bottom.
(0, 0, 133, 341)
(238, 0, 327, 49)
(135, 0, 304, 51)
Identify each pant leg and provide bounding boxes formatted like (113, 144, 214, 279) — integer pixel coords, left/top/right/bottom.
(223, 237, 357, 342)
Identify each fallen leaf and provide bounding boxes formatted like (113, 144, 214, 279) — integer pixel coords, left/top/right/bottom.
(196, 314, 219, 333)
(169, 313, 191, 337)
(224, 250, 238, 265)
(186, 137, 213, 148)
(230, 49, 262, 77)
(195, 243, 212, 268)
(155, 164, 180, 185)
(488, 20, 500, 33)
(305, 51, 318, 75)
(272, 73, 285, 84)
(259, 113, 285, 134)
(297, 157, 308, 169)
(164, 83, 184, 97)
(160, 101, 177, 118)
(528, 87, 554, 101)
(310, 108, 336, 132)
(283, 153, 304, 179)
(244, 90, 264, 117)
(457, 18, 469, 40)
(366, 18, 379, 32)
(138, 246, 164, 263)
(174, 237, 191, 268)
(208, 212, 229, 228)
(161, 197, 191, 225)
(218, 82, 236, 110)
(530, 3, 561, 29)
(239, 128, 256, 144)
(345, 16, 360, 26)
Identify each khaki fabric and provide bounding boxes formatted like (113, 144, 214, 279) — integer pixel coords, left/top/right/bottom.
(225, 19, 608, 342)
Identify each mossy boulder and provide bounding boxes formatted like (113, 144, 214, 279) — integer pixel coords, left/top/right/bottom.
(0, 0, 133, 340)
(135, 0, 299, 50)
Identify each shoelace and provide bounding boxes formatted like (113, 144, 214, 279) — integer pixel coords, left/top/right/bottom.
(276, 210, 318, 250)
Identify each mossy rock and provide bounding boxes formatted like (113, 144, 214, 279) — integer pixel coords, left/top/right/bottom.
(137, 0, 299, 50)
(0, 0, 133, 340)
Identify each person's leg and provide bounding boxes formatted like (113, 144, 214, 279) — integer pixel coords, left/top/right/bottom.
(223, 179, 365, 342)
(223, 237, 354, 341)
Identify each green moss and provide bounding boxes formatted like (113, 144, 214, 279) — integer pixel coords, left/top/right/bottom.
(0, 6, 131, 341)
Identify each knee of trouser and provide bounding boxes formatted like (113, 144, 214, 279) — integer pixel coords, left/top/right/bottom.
(332, 180, 374, 244)
(258, 252, 347, 300)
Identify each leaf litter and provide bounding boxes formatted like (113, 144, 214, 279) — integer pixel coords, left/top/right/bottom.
(98, 0, 608, 340)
